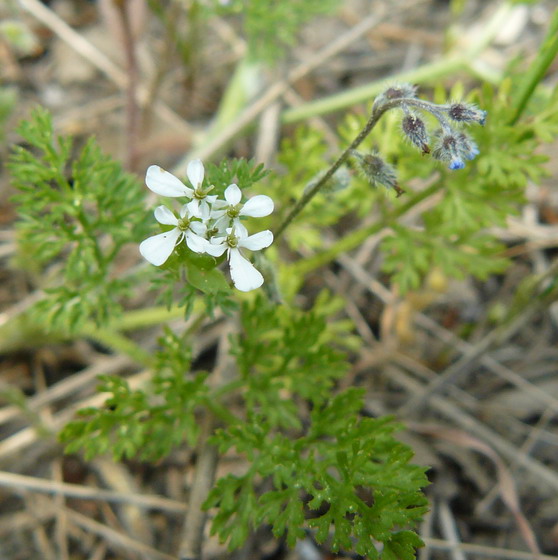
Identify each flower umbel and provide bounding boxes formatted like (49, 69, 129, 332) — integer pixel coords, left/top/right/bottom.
(140, 160, 275, 291)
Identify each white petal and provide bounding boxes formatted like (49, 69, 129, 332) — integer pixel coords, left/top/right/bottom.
(190, 221, 207, 235)
(198, 203, 211, 223)
(187, 199, 201, 215)
(199, 199, 216, 217)
(239, 230, 273, 251)
(139, 228, 182, 266)
(179, 204, 189, 219)
(154, 206, 178, 226)
(185, 200, 203, 218)
(233, 222, 249, 239)
(187, 159, 204, 188)
(229, 249, 263, 292)
(240, 195, 274, 217)
(212, 214, 229, 232)
(146, 165, 193, 198)
(211, 200, 228, 211)
(210, 209, 227, 220)
(205, 239, 228, 257)
(224, 184, 242, 205)
(185, 231, 208, 254)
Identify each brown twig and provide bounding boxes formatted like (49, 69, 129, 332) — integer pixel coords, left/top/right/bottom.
(18, 0, 192, 137)
(177, 413, 219, 560)
(177, 326, 236, 560)
(113, 0, 140, 171)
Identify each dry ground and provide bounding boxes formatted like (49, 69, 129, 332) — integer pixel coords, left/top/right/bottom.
(1, 0, 558, 559)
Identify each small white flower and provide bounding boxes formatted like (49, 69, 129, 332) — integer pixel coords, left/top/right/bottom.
(145, 160, 217, 218)
(145, 165, 194, 198)
(139, 204, 207, 266)
(205, 224, 273, 292)
(211, 183, 274, 231)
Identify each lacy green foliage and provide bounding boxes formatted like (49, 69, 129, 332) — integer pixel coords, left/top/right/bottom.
(148, 159, 269, 317)
(272, 79, 556, 294)
(8, 108, 151, 331)
(60, 329, 209, 461)
(231, 294, 354, 429)
(60, 296, 426, 558)
(475, 81, 553, 193)
(206, 389, 428, 558)
(205, 157, 270, 198)
(207, 0, 341, 63)
(270, 126, 383, 251)
(383, 227, 507, 293)
(203, 298, 427, 557)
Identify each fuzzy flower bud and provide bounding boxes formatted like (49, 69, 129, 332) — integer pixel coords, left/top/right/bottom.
(372, 83, 417, 113)
(383, 83, 417, 100)
(456, 132, 480, 160)
(351, 150, 404, 197)
(401, 114, 430, 154)
(432, 131, 466, 170)
(446, 102, 487, 125)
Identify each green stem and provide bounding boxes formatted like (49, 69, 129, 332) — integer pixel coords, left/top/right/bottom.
(281, 2, 514, 125)
(508, 8, 558, 125)
(80, 323, 153, 365)
(273, 99, 404, 241)
(110, 305, 188, 331)
(210, 378, 246, 400)
(282, 57, 465, 125)
(203, 397, 239, 426)
(0, 302, 203, 358)
(78, 304, 207, 365)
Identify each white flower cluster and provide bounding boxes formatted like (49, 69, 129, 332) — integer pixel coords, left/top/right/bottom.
(140, 160, 274, 292)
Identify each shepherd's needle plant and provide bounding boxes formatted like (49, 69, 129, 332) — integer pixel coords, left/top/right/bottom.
(8, 74, 558, 559)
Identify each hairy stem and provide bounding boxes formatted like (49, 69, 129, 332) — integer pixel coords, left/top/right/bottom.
(273, 98, 403, 241)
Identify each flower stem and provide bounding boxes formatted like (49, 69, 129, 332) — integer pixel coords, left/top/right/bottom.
(273, 99, 403, 241)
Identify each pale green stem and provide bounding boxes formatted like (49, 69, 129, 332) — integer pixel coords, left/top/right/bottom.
(80, 324, 153, 366)
(508, 7, 558, 125)
(280, 1, 514, 124)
